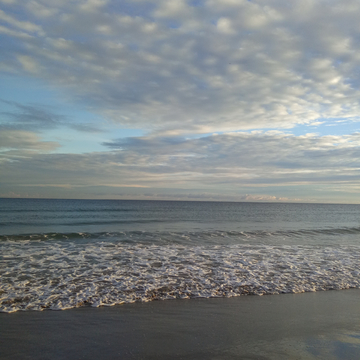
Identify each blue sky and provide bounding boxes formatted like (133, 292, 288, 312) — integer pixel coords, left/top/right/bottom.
(1, 0, 360, 203)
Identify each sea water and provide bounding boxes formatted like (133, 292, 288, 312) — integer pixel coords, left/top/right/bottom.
(1, 198, 359, 312)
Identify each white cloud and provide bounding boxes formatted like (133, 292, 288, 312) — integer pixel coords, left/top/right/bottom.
(26, 1, 59, 18)
(78, 0, 109, 12)
(0, 24, 33, 39)
(0, 9, 43, 34)
(17, 55, 39, 73)
(0, 129, 60, 163)
(216, 17, 234, 34)
(0, 0, 359, 134)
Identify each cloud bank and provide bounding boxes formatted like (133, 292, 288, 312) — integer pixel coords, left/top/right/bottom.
(2, 131, 360, 202)
(1, 0, 360, 202)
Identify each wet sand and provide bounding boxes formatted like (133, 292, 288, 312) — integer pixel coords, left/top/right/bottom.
(1, 289, 360, 359)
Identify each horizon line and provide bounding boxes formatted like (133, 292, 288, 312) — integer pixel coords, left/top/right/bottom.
(1, 197, 359, 206)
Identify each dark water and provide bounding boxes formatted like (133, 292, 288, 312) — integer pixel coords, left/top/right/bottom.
(2, 198, 360, 244)
(1, 198, 360, 312)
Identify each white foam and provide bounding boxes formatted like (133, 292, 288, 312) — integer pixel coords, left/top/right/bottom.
(1, 239, 360, 312)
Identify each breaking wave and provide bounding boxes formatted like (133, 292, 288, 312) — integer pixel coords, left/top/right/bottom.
(1, 236, 359, 313)
(2, 226, 360, 242)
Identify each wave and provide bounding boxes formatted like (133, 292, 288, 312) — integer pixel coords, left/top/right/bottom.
(0, 219, 167, 227)
(2, 226, 360, 242)
(0, 208, 137, 213)
(1, 240, 359, 312)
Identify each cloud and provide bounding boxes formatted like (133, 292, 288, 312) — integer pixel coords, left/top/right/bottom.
(0, 129, 60, 164)
(0, 129, 59, 151)
(0, 99, 63, 130)
(0, 99, 103, 133)
(68, 123, 104, 133)
(2, 131, 360, 202)
(25, 1, 59, 18)
(17, 55, 39, 73)
(100, 132, 360, 192)
(0, 8, 43, 34)
(1, 1, 360, 202)
(0, 0, 360, 134)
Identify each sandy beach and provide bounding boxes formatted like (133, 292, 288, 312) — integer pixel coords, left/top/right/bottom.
(1, 289, 360, 359)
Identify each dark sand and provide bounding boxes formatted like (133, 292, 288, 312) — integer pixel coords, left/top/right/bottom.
(1, 289, 360, 359)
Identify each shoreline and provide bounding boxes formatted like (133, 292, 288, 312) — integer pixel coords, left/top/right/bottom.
(1, 289, 360, 359)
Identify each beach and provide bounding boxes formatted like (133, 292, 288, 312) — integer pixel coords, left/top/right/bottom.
(1, 199, 360, 359)
(1, 289, 360, 359)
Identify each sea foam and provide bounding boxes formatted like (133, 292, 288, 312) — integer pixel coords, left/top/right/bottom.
(1, 236, 359, 312)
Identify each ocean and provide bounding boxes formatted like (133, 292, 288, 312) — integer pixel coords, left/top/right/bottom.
(1, 198, 360, 313)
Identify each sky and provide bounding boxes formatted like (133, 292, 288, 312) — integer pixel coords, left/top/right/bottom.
(1, 0, 360, 203)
